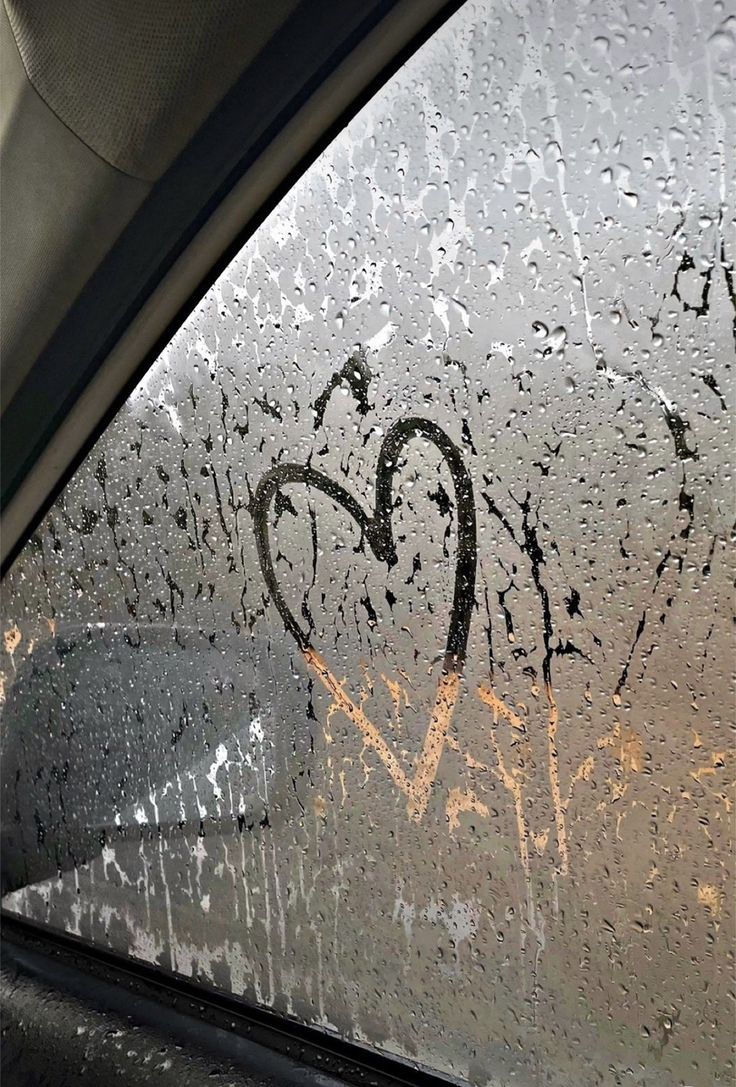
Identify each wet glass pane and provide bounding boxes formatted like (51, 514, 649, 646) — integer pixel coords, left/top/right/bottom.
(2, 0, 734, 1082)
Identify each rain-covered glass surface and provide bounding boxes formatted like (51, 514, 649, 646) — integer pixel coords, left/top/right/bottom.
(2, 1, 734, 1082)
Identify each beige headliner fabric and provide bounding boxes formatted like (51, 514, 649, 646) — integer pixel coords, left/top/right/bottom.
(0, 8, 149, 407)
(3, 0, 298, 181)
(1, 0, 299, 406)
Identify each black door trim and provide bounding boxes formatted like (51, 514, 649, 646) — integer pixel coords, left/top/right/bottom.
(1, 911, 461, 1086)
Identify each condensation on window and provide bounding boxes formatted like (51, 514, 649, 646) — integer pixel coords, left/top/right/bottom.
(2, 1, 734, 1083)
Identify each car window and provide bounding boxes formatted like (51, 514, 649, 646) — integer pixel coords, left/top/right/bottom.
(2, 0, 733, 1082)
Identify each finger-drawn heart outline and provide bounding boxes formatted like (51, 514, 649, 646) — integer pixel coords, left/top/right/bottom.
(252, 417, 477, 819)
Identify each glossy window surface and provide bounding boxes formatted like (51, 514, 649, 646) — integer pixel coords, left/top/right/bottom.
(2, 1, 734, 1082)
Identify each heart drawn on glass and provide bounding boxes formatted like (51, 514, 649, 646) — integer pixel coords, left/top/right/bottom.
(252, 417, 477, 820)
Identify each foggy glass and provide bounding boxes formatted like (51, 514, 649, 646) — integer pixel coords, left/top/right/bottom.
(2, 1, 734, 1082)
